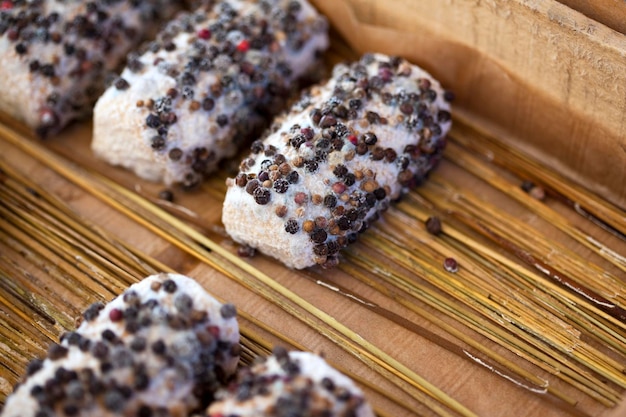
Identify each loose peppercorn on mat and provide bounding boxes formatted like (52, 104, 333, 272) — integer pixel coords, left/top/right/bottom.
(1, 4, 625, 417)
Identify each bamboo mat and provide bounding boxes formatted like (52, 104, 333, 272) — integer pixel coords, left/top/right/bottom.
(0, 53, 625, 417)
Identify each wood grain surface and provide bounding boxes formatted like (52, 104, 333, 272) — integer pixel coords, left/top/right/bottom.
(556, 0, 626, 34)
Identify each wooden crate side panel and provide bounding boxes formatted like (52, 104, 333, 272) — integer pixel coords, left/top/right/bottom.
(311, 0, 626, 208)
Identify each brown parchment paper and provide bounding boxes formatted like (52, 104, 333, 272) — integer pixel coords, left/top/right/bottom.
(310, 0, 626, 209)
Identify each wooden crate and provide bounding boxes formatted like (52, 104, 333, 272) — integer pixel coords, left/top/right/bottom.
(0, 1, 624, 417)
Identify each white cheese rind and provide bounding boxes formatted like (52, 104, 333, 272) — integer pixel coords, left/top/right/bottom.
(76, 273, 240, 376)
(0, 0, 180, 135)
(222, 53, 452, 269)
(92, 0, 329, 187)
(1, 273, 240, 417)
(208, 350, 375, 417)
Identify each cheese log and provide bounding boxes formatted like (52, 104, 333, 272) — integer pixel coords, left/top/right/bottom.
(75, 273, 241, 378)
(92, 0, 329, 188)
(1, 273, 240, 417)
(207, 348, 375, 417)
(0, 0, 181, 136)
(222, 53, 452, 269)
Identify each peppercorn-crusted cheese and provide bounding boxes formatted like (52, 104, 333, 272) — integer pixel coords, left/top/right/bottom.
(0, 0, 180, 136)
(222, 53, 452, 269)
(208, 349, 375, 417)
(92, 0, 329, 188)
(75, 273, 241, 377)
(1, 273, 240, 417)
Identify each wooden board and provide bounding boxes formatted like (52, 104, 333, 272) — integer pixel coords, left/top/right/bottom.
(2, 118, 625, 417)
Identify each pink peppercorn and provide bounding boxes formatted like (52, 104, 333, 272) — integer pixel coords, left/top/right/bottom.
(197, 29, 211, 40)
(301, 127, 314, 139)
(208, 325, 220, 338)
(109, 308, 123, 322)
(378, 67, 393, 82)
(332, 182, 346, 194)
(236, 39, 250, 52)
(294, 192, 308, 205)
(443, 257, 459, 273)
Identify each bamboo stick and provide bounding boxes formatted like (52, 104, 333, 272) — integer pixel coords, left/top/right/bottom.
(448, 120, 626, 238)
(341, 251, 621, 407)
(1, 126, 479, 417)
(303, 268, 591, 410)
(355, 231, 626, 395)
(407, 183, 626, 325)
(396, 198, 626, 346)
(1, 115, 624, 415)
(0, 171, 414, 415)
